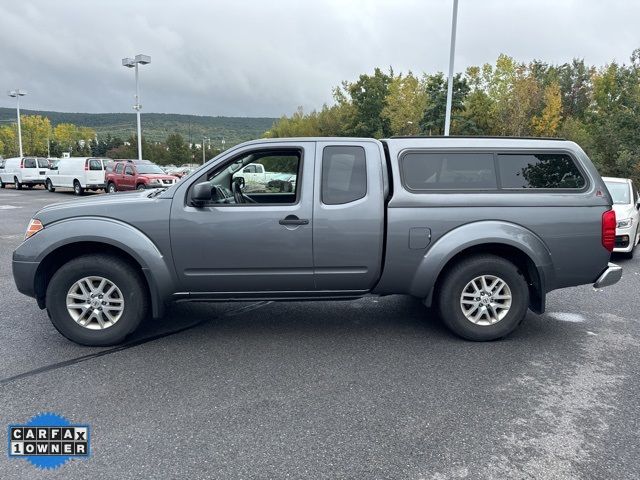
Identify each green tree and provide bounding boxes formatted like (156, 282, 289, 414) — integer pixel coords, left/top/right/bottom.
(381, 72, 426, 135)
(21, 115, 52, 156)
(419, 73, 469, 135)
(166, 133, 191, 165)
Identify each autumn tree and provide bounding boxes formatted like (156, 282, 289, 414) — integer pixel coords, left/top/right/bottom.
(381, 72, 426, 135)
(531, 82, 563, 136)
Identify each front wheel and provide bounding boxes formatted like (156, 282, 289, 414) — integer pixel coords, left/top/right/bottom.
(437, 255, 529, 341)
(46, 179, 55, 192)
(45, 254, 148, 346)
(136, 184, 146, 191)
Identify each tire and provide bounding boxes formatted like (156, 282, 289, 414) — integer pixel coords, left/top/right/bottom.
(0, 178, 4, 188)
(73, 180, 84, 196)
(437, 254, 529, 341)
(107, 182, 117, 193)
(27, 184, 34, 189)
(136, 184, 146, 191)
(14, 177, 22, 190)
(46, 178, 55, 192)
(45, 254, 148, 346)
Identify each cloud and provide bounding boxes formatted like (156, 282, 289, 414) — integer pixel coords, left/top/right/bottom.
(0, 0, 638, 117)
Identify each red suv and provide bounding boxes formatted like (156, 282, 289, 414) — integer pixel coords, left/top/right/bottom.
(106, 160, 179, 193)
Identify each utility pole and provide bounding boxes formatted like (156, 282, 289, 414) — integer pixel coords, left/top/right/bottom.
(444, 0, 459, 136)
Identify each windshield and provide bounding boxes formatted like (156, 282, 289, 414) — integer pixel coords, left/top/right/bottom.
(135, 163, 165, 174)
(605, 181, 630, 204)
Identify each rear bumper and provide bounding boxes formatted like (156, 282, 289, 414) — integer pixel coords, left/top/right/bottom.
(593, 262, 622, 289)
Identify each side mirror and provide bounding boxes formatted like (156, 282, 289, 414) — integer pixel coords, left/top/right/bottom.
(192, 182, 212, 206)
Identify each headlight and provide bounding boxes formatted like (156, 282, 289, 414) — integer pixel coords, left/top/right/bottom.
(617, 218, 632, 228)
(25, 219, 43, 239)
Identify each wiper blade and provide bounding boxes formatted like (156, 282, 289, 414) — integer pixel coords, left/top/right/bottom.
(147, 187, 167, 198)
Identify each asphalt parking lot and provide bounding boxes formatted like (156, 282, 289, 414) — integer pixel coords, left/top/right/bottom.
(0, 186, 638, 479)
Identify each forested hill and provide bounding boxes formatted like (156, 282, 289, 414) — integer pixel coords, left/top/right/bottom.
(0, 107, 276, 145)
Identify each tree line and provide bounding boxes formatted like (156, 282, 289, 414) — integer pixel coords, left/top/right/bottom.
(266, 49, 640, 184)
(0, 116, 219, 166)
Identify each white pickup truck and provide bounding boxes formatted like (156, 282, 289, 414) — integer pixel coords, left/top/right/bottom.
(233, 162, 296, 189)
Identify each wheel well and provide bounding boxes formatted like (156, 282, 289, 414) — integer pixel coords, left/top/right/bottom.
(34, 242, 150, 309)
(432, 243, 544, 313)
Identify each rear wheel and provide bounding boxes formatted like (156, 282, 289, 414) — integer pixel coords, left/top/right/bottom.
(0, 177, 4, 188)
(45, 254, 148, 346)
(14, 177, 22, 190)
(46, 178, 55, 192)
(107, 182, 117, 193)
(437, 255, 529, 341)
(73, 180, 84, 196)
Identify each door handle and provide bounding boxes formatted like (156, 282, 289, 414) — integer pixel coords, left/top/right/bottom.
(279, 215, 309, 226)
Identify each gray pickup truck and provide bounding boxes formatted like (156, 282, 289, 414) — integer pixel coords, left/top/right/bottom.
(13, 137, 622, 345)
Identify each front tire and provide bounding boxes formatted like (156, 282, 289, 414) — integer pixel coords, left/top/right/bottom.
(437, 255, 529, 341)
(46, 179, 55, 192)
(136, 183, 146, 191)
(45, 254, 148, 346)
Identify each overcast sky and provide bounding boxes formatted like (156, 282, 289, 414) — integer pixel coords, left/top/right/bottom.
(0, 0, 638, 117)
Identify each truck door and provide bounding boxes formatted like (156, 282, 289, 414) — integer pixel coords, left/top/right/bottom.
(170, 142, 315, 293)
(313, 141, 386, 291)
(123, 164, 135, 190)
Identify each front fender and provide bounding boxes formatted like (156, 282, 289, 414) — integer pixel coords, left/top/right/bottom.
(13, 217, 176, 318)
(409, 220, 554, 300)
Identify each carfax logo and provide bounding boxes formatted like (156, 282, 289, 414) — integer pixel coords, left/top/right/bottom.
(8, 413, 90, 470)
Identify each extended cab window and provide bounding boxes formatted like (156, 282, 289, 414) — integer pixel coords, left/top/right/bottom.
(498, 153, 586, 189)
(401, 152, 497, 191)
(321, 146, 367, 204)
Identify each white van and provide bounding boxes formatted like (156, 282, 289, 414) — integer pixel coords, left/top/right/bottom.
(46, 157, 111, 195)
(0, 157, 49, 189)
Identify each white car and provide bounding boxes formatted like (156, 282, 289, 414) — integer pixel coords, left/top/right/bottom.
(603, 176, 640, 258)
(46, 157, 111, 195)
(0, 157, 49, 189)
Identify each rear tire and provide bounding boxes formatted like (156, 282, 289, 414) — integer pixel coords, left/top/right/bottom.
(437, 254, 529, 341)
(45, 254, 148, 346)
(0, 178, 4, 188)
(14, 177, 22, 190)
(46, 178, 55, 192)
(73, 180, 84, 196)
(107, 182, 116, 193)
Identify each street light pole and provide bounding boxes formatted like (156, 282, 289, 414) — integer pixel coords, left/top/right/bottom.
(444, 0, 459, 136)
(7, 89, 27, 157)
(202, 137, 210, 165)
(122, 54, 151, 161)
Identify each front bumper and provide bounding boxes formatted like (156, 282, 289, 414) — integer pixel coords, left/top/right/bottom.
(593, 262, 622, 289)
(12, 259, 39, 298)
